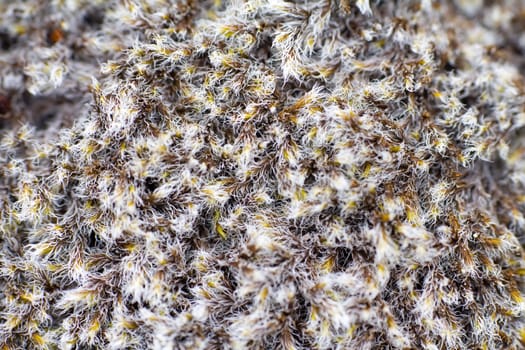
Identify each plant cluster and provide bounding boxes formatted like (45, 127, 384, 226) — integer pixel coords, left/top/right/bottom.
(0, 0, 524, 349)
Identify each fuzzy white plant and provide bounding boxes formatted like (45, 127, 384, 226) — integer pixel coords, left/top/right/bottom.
(0, 0, 524, 349)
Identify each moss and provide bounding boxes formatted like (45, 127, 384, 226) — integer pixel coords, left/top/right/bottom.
(0, 1, 524, 349)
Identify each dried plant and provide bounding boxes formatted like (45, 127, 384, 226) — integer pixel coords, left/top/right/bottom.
(0, 0, 524, 349)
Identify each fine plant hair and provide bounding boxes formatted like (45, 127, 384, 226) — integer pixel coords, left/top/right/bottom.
(0, 0, 525, 349)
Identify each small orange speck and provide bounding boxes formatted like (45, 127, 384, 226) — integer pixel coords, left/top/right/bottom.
(48, 27, 64, 45)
